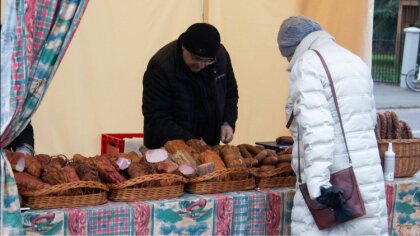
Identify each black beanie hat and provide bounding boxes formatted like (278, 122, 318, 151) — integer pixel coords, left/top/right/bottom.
(182, 23, 221, 58)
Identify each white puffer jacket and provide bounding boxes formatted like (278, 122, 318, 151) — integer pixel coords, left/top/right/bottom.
(285, 31, 388, 235)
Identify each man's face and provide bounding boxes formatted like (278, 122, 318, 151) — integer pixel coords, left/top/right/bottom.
(182, 47, 216, 72)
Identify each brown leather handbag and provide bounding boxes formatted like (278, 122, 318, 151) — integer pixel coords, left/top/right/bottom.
(287, 49, 366, 230)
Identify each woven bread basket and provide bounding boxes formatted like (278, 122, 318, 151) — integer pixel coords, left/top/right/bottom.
(19, 181, 108, 209)
(377, 138, 420, 177)
(254, 166, 296, 188)
(185, 168, 255, 194)
(107, 174, 187, 201)
(256, 176, 296, 189)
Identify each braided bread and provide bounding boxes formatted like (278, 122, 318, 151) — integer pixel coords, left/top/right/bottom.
(390, 111, 401, 139)
(377, 111, 414, 139)
(384, 111, 394, 139)
(399, 121, 407, 139)
(379, 112, 388, 138)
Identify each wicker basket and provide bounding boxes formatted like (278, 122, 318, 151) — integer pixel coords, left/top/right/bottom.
(20, 181, 109, 209)
(254, 166, 296, 188)
(377, 138, 420, 177)
(107, 174, 187, 201)
(256, 176, 296, 188)
(185, 168, 255, 194)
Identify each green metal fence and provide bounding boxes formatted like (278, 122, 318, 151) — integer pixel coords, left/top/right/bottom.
(371, 37, 403, 84)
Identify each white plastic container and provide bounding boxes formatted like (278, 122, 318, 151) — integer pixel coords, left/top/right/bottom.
(384, 142, 395, 181)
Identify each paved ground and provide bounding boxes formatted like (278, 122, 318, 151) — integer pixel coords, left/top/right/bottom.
(374, 82, 420, 109)
(374, 82, 420, 138)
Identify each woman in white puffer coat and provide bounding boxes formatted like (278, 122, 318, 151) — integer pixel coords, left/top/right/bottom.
(277, 16, 388, 235)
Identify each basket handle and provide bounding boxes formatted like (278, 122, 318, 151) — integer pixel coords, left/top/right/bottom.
(20, 181, 109, 197)
(108, 174, 187, 189)
(188, 168, 251, 183)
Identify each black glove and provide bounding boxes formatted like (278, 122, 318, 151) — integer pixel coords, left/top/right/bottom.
(316, 186, 354, 222)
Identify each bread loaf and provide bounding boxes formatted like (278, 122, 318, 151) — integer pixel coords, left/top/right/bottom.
(198, 150, 228, 180)
(42, 165, 66, 185)
(220, 145, 246, 168)
(34, 154, 52, 170)
(14, 172, 50, 190)
(237, 144, 253, 158)
(128, 162, 156, 178)
(276, 136, 294, 145)
(254, 150, 268, 162)
(75, 162, 100, 182)
(187, 139, 210, 152)
(153, 160, 179, 174)
(62, 166, 82, 195)
(127, 162, 158, 187)
(170, 150, 198, 170)
(241, 144, 261, 156)
(6, 151, 42, 177)
(243, 158, 258, 167)
(277, 154, 292, 163)
(164, 140, 194, 154)
(197, 163, 216, 176)
(198, 150, 226, 171)
(94, 155, 127, 184)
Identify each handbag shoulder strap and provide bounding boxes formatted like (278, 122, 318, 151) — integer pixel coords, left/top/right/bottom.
(292, 49, 352, 183)
(312, 50, 351, 163)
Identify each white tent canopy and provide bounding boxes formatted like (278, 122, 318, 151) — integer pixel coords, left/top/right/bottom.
(2, 0, 373, 156)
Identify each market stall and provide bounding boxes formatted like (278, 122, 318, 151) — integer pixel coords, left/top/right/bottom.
(2, 1, 419, 235)
(7, 121, 420, 235)
(20, 177, 418, 236)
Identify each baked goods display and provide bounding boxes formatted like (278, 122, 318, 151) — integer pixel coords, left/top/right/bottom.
(375, 111, 413, 140)
(70, 151, 188, 201)
(5, 151, 108, 209)
(375, 111, 419, 178)
(248, 145, 296, 188)
(161, 139, 296, 192)
(162, 139, 294, 182)
(6, 137, 297, 206)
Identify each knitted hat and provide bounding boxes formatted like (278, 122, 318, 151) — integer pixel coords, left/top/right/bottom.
(277, 16, 322, 57)
(182, 23, 221, 58)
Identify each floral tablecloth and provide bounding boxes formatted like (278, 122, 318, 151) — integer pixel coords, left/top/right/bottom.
(385, 177, 419, 235)
(21, 178, 418, 235)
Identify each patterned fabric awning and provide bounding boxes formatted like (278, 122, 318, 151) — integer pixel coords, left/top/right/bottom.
(0, 0, 90, 234)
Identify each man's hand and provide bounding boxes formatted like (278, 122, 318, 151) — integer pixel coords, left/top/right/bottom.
(220, 122, 234, 144)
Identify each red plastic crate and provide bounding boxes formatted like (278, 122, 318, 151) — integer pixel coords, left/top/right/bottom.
(101, 133, 144, 155)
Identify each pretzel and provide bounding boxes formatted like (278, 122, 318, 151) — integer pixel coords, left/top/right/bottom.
(390, 111, 401, 139)
(384, 111, 394, 139)
(379, 112, 387, 139)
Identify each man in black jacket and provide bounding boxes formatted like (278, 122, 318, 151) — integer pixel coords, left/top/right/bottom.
(142, 23, 239, 148)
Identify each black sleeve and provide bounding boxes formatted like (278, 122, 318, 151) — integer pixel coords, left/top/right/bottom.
(142, 64, 194, 148)
(5, 121, 35, 151)
(222, 50, 239, 130)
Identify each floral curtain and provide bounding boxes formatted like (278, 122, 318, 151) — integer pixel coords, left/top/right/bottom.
(0, 0, 89, 234)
